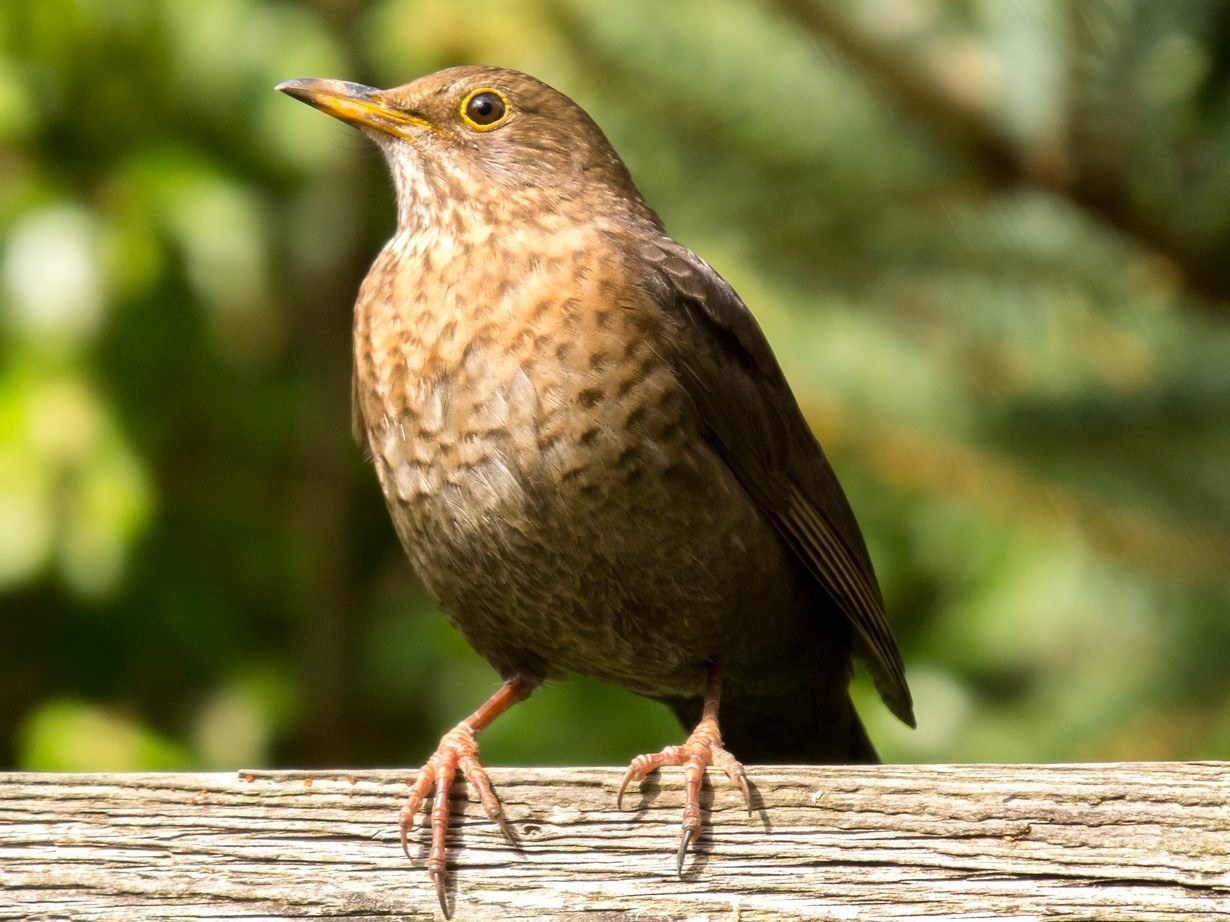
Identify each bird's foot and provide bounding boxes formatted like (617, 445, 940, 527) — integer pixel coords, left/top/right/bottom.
(617, 713, 751, 874)
(400, 722, 513, 918)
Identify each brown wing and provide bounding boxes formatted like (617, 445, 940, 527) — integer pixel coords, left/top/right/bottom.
(637, 237, 915, 727)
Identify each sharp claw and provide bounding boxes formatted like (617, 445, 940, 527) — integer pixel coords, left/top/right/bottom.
(430, 867, 449, 919)
(495, 812, 516, 845)
(400, 825, 411, 860)
(738, 775, 752, 817)
(676, 827, 694, 876)
(616, 769, 635, 811)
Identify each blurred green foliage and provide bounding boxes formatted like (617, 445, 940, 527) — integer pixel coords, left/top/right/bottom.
(3, 0, 1230, 772)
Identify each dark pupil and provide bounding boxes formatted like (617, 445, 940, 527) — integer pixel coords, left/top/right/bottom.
(467, 92, 504, 125)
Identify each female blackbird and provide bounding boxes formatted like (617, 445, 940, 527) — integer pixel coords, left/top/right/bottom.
(278, 66, 913, 916)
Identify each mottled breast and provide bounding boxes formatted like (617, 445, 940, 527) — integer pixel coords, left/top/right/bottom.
(352, 213, 802, 696)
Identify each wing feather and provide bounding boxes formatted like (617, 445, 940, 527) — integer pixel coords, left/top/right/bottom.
(638, 237, 915, 726)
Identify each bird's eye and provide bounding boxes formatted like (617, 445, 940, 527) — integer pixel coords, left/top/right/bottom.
(460, 89, 509, 130)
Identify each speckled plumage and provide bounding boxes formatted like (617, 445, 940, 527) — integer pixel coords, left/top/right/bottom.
(357, 210, 819, 703)
(279, 65, 913, 913)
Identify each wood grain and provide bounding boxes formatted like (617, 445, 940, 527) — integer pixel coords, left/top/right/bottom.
(1, 763, 1227, 920)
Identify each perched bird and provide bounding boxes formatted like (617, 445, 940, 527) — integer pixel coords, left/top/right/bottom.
(277, 66, 913, 917)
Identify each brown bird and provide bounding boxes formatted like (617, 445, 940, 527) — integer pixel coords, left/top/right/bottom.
(277, 66, 913, 916)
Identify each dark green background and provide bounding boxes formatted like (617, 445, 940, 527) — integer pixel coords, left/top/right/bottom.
(3, 0, 1229, 772)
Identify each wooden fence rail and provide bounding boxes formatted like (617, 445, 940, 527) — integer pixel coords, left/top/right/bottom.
(1, 763, 1227, 920)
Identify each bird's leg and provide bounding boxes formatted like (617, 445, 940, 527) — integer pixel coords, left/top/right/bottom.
(400, 675, 534, 917)
(617, 663, 751, 874)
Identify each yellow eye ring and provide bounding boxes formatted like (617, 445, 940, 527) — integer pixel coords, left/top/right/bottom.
(459, 88, 510, 130)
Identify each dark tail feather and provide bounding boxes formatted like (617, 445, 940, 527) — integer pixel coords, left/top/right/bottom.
(664, 690, 879, 765)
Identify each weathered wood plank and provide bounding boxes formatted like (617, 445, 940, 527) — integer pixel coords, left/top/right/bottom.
(0, 763, 1227, 920)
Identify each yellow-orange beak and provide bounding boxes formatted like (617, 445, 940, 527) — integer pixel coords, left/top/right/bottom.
(275, 78, 434, 140)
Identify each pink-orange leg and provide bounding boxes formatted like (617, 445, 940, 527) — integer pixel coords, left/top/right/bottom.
(400, 675, 534, 918)
(617, 663, 752, 874)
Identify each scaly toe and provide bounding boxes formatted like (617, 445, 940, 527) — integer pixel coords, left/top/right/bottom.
(618, 717, 749, 874)
(400, 722, 509, 916)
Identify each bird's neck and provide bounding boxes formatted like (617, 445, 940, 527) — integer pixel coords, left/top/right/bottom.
(390, 195, 635, 280)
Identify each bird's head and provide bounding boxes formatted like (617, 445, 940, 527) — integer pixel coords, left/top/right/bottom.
(277, 65, 654, 231)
